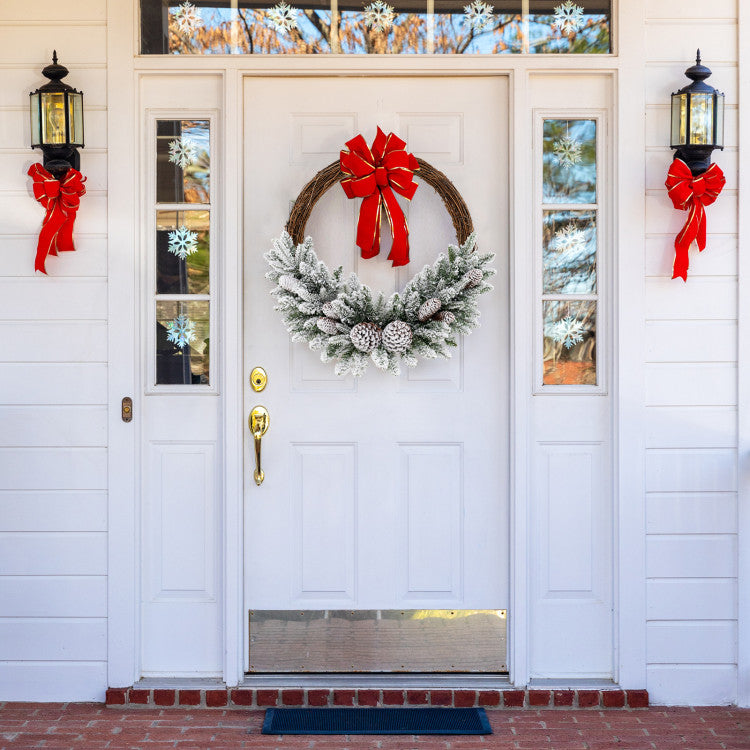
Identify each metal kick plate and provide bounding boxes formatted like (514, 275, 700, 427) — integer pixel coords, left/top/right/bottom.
(248, 609, 507, 673)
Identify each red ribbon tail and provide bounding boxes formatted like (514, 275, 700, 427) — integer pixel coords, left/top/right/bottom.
(357, 194, 382, 259)
(672, 235, 690, 282)
(381, 186, 410, 266)
(56, 216, 77, 252)
(35, 212, 65, 273)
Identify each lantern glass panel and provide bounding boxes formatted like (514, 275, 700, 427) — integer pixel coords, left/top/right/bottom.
(689, 92, 714, 146)
(715, 93, 725, 148)
(671, 93, 687, 147)
(68, 92, 84, 147)
(41, 92, 67, 145)
(30, 93, 41, 147)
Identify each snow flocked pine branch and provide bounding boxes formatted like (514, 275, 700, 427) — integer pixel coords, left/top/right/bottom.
(265, 231, 495, 377)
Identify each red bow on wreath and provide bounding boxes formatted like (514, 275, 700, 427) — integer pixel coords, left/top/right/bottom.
(28, 163, 87, 274)
(665, 158, 725, 282)
(340, 127, 420, 267)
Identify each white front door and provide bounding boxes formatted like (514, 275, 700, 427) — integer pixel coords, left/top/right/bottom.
(243, 76, 509, 672)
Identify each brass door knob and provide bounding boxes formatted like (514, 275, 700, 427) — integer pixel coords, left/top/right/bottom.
(249, 406, 270, 486)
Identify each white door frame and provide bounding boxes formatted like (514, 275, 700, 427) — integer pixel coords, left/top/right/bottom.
(107, 0, 649, 690)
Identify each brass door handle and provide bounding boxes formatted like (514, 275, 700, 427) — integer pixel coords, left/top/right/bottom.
(249, 406, 270, 486)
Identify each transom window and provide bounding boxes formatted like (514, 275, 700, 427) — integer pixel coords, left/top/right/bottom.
(140, 0, 611, 54)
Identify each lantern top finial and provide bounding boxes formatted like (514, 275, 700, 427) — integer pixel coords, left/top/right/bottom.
(684, 50, 712, 86)
(41, 51, 69, 84)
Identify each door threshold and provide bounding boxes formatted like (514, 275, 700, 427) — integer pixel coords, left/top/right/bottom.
(241, 673, 512, 689)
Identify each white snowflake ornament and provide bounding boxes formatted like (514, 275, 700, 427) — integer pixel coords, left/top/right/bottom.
(553, 134, 582, 169)
(364, 0, 395, 32)
(168, 136, 198, 169)
(173, 1, 202, 34)
(267, 1, 299, 34)
(550, 316, 585, 349)
(166, 314, 197, 349)
(167, 226, 199, 260)
(552, 223, 586, 255)
(463, 0, 494, 31)
(552, 1, 585, 34)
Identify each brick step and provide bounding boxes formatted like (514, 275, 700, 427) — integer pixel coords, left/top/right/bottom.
(106, 687, 649, 709)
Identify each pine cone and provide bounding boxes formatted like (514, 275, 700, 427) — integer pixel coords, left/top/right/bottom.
(322, 301, 339, 319)
(418, 297, 442, 322)
(317, 317, 339, 335)
(435, 310, 456, 325)
(350, 322, 382, 352)
(382, 320, 413, 353)
(463, 268, 483, 289)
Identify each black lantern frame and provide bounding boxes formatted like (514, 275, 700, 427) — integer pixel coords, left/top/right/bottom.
(670, 50, 724, 176)
(29, 51, 85, 179)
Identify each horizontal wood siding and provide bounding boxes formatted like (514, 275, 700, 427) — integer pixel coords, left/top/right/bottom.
(644, 5, 739, 705)
(0, 1, 108, 702)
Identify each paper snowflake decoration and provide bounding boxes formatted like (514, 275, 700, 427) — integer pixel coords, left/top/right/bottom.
(173, 1, 201, 34)
(267, 2, 299, 33)
(166, 314, 197, 349)
(463, 0, 494, 31)
(550, 316, 585, 349)
(364, 0, 396, 32)
(167, 226, 199, 260)
(552, 1, 585, 34)
(552, 223, 586, 255)
(553, 134, 582, 169)
(168, 136, 198, 169)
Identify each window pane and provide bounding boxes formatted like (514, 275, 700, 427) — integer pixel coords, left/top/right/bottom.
(140, 0, 611, 54)
(157, 120, 210, 204)
(543, 210, 596, 294)
(156, 210, 210, 295)
(543, 119, 596, 204)
(156, 300, 210, 385)
(527, 1, 610, 54)
(543, 300, 596, 386)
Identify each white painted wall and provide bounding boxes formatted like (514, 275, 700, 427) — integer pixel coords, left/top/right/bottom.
(0, 0, 109, 701)
(643, 0, 740, 706)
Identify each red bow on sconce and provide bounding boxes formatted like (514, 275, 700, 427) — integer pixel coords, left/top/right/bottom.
(28, 163, 86, 274)
(664, 158, 725, 282)
(340, 127, 420, 267)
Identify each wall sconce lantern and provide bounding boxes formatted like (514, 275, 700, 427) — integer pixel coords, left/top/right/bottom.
(27, 51, 87, 275)
(670, 49, 724, 176)
(29, 51, 84, 179)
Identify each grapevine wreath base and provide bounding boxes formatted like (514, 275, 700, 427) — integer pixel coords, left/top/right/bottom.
(265, 156, 495, 377)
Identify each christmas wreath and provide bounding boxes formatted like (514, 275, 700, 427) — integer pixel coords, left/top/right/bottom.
(265, 129, 495, 377)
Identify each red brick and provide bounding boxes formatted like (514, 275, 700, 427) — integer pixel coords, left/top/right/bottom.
(105, 688, 126, 705)
(577, 690, 600, 708)
(626, 689, 649, 708)
(430, 690, 452, 706)
(256, 689, 278, 707)
(382, 690, 404, 705)
(178, 690, 201, 706)
(454, 690, 476, 708)
(306, 689, 329, 707)
(281, 689, 304, 706)
(503, 690, 525, 707)
(205, 690, 227, 707)
(230, 689, 253, 706)
(554, 690, 575, 707)
(529, 690, 551, 707)
(477, 690, 501, 707)
(406, 690, 428, 705)
(333, 689, 356, 706)
(602, 690, 626, 708)
(128, 689, 149, 705)
(153, 690, 175, 707)
(357, 689, 379, 707)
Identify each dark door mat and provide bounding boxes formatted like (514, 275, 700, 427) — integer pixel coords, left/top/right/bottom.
(262, 707, 492, 735)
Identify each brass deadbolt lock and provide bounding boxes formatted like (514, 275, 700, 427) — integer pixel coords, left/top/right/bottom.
(250, 367, 267, 392)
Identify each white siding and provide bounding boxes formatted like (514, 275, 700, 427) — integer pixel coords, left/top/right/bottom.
(0, 1, 108, 702)
(644, 5, 739, 705)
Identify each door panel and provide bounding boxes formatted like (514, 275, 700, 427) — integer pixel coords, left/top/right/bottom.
(243, 77, 509, 671)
